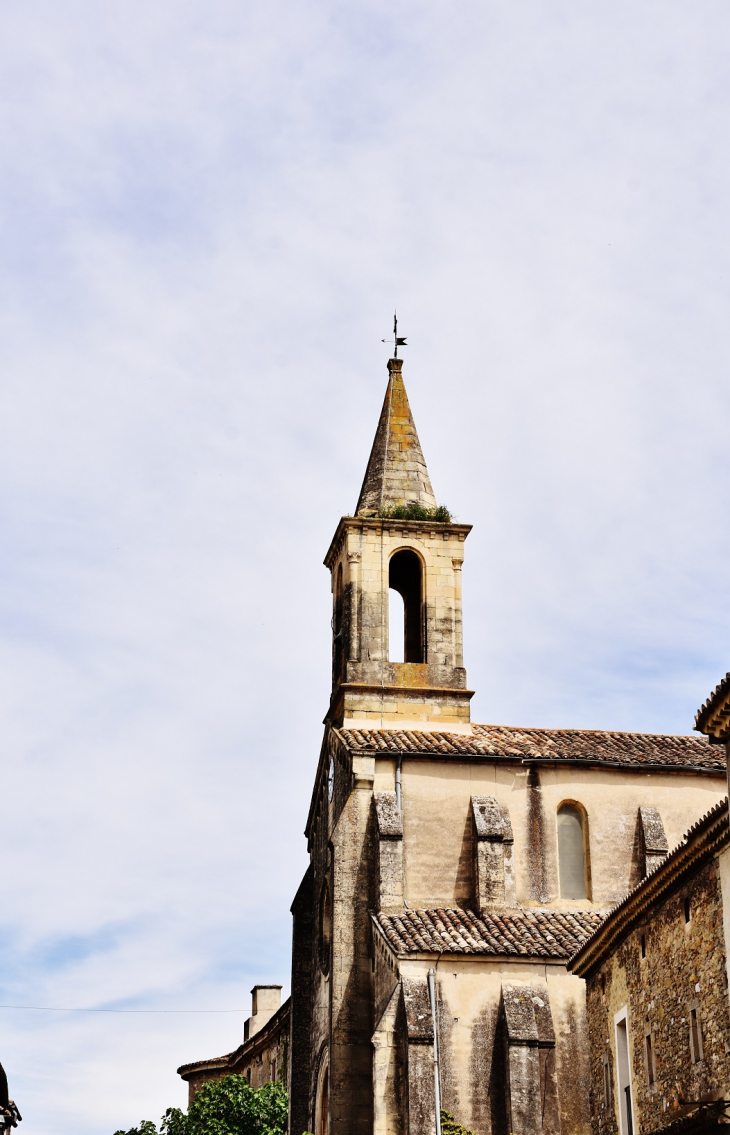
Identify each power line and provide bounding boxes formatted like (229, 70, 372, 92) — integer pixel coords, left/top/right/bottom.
(0, 1005, 248, 1014)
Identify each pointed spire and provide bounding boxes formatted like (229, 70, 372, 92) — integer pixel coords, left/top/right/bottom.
(356, 358, 437, 516)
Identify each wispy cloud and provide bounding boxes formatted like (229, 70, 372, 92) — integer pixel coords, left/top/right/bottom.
(0, 0, 729, 1130)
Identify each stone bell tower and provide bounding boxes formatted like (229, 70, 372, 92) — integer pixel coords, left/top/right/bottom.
(323, 357, 473, 732)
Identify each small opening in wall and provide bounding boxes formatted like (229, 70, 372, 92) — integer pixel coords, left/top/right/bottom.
(601, 973, 606, 998)
(641, 934, 647, 959)
(645, 1033, 655, 1085)
(690, 1009, 702, 1063)
(318, 878, 332, 976)
(684, 896, 691, 924)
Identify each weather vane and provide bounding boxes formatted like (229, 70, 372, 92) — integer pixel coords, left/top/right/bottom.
(382, 311, 407, 358)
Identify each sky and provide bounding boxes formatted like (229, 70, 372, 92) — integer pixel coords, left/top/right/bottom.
(1, 1, 730, 1131)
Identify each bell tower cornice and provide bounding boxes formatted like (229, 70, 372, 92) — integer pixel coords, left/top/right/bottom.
(324, 516, 473, 572)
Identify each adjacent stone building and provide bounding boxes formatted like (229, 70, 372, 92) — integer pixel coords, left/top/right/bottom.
(285, 357, 728, 1135)
(178, 985, 289, 1105)
(569, 798, 730, 1135)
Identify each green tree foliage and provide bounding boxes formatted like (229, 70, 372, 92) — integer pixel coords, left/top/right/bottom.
(441, 1110, 477, 1135)
(114, 1077, 288, 1135)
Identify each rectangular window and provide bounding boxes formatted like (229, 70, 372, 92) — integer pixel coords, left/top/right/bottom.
(690, 1009, 703, 1063)
(615, 1011, 634, 1135)
(645, 1032, 655, 1085)
(640, 935, 647, 959)
(684, 896, 691, 924)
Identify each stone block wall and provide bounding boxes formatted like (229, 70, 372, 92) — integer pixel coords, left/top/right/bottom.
(585, 857, 730, 1135)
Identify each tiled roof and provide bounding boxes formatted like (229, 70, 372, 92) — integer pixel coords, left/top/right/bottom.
(694, 671, 730, 740)
(338, 724, 723, 772)
(374, 907, 605, 959)
(177, 998, 290, 1078)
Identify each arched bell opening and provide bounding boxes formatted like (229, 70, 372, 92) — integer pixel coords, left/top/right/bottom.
(332, 562, 344, 682)
(388, 549, 424, 663)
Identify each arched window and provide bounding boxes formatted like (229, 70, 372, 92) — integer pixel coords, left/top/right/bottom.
(315, 1053, 330, 1135)
(389, 549, 424, 663)
(557, 803, 589, 899)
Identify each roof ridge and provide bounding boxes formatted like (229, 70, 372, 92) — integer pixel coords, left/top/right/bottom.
(342, 722, 710, 742)
(474, 723, 708, 741)
(337, 722, 721, 773)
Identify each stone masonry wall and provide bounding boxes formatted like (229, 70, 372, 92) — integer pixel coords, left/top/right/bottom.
(586, 857, 730, 1135)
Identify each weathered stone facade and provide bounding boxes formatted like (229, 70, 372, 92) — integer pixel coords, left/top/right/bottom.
(286, 356, 727, 1135)
(570, 801, 730, 1135)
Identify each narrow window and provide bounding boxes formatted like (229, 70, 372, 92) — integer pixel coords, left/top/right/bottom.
(271, 1056, 277, 1083)
(558, 804, 588, 899)
(601, 973, 606, 999)
(603, 1053, 612, 1105)
(690, 1009, 702, 1063)
(332, 563, 344, 681)
(645, 1032, 655, 1085)
(640, 934, 646, 959)
(615, 1014, 634, 1135)
(389, 550, 424, 663)
(318, 877, 332, 975)
(684, 896, 691, 924)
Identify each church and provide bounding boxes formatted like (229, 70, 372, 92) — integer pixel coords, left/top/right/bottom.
(180, 354, 727, 1135)
(286, 354, 726, 1135)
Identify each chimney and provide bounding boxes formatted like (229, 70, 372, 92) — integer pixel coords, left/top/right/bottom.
(244, 984, 282, 1042)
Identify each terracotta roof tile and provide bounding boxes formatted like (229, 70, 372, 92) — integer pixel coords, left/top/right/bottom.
(694, 671, 730, 738)
(374, 907, 605, 958)
(339, 724, 722, 772)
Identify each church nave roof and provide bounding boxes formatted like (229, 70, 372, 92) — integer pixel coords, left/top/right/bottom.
(338, 723, 723, 773)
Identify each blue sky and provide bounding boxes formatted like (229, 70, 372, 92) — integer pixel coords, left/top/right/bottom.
(1, 1, 730, 1131)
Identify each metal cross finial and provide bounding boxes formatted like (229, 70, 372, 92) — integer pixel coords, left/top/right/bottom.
(382, 311, 407, 358)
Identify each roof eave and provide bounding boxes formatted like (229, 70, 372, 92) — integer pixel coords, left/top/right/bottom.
(694, 672, 730, 741)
